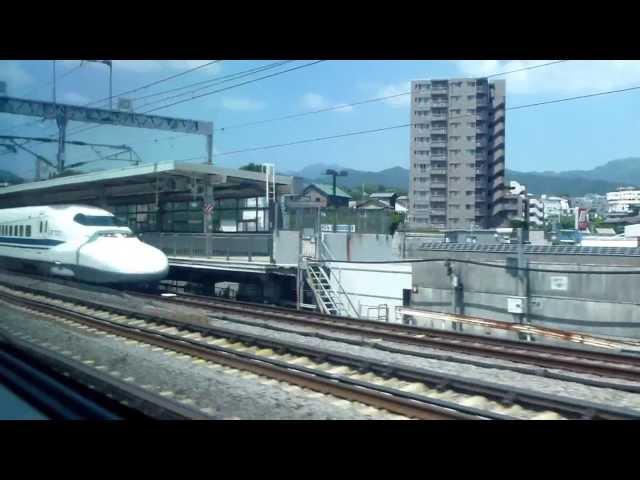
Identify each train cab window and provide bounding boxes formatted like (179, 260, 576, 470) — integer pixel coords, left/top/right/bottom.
(26, 225, 31, 237)
(74, 214, 123, 227)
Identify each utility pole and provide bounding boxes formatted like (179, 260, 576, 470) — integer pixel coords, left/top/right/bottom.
(82, 60, 113, 109)
(52, 61, 56, 104)
(325, 169, 348, 233)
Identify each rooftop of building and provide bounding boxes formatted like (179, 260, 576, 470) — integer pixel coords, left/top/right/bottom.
(303, 183, 352, 199)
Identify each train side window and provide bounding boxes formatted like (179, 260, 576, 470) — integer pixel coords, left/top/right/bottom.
(9, 226, 12, 236)
(19, 225, 23, 237)
(39, 221, 42, 233)
(45, 221, 48, 232)
(26, 225, 31, 237)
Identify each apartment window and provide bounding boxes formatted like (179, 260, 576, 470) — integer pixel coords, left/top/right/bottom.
(450, 122, 460, 128)
(449, 149, 461, 154)
(451, 109, 462, 115)
(465, 177, 475, 182)
(467, 81, 476, 87)
(449, 191, 459, 197)
(450, 163, 460, 169)
(466, 149, 475, 154)
(466, 204, 473, 210)
(450, 176, 460, 182)
(466, 191, 473, 196)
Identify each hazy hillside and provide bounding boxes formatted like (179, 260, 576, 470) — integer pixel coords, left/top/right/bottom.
(285, 158, 640, 196)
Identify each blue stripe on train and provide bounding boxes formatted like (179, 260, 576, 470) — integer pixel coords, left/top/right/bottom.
(0, 244, 50, 250)
(0, 237, 64, 246)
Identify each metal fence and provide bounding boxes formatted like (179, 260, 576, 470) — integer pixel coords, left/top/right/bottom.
(287, 207, 395, 235)
(141, 232, 273, 262)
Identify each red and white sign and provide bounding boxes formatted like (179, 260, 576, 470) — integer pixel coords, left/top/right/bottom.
(575, 208, 589, 231)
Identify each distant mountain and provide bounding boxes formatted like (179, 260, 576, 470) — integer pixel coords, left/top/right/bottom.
(0, 170, 24, 184)
(284, 163, 410, 191)
(285, 158, 640, 197)
(505, 170, 628, 196)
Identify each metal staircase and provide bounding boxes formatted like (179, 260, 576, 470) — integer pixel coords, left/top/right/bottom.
(306, 263, 347, 316)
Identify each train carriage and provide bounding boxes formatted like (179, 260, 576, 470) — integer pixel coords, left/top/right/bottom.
(0, 205, 169, 283)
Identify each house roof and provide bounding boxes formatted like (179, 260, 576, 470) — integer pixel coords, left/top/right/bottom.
(370, 192, 397, 199)
(356, 198, 393, 209)
(304, 183, 352, 199)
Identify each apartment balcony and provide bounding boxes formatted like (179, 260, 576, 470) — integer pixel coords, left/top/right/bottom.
(430, 168, 448, 175)
(431, 86, 449, 94)
(430, 141, 448, 148)
(430, 113, 448, 120)
(430, 128, 447, 135)
(431, 102, 449, 109)
(430, 181, 448, 188)
(429, 208, 446, 216)
(430, 154, 447, 162)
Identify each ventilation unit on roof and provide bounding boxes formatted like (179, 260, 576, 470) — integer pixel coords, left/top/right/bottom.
(118, 97, 133, 112)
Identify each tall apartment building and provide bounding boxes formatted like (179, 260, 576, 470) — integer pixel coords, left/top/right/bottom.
(409, 77, 508, 229)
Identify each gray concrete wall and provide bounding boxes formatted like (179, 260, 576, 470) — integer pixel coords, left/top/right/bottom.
(273, 230, 300, 265)
(323, 233, 401, 261)
(411, 249, 640, 338)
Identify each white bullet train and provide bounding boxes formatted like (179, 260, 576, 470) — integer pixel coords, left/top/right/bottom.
(0, 205, 169, 284)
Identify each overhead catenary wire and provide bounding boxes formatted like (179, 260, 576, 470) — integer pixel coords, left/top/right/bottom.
(122, 60, 570, 149)
(61, 60, 326, 140)
(213, 83, 640, 157)
(214, 60, 569, 132)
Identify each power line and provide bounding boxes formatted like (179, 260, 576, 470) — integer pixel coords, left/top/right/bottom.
(0, 61, 85, 135)
(214, 60, 569, 132)
(64, 60, 326, 139)
(127, 61, 294, 108)
(214, 83, 640, 157)
(119, 61, 570, 149)
(143, 60, 327, 114)
(85, 60, 222, 108)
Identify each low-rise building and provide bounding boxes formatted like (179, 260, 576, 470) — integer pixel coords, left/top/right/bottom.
(541, 195, 570, 218)
(301, 183, 352, 208)
(606, 187, 640, 214)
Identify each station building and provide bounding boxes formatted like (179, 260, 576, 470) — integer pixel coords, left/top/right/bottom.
(0, 161, 305, 304)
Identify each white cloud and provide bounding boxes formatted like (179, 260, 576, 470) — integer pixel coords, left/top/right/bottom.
(61, 92, 90, 105)
(221, 97, 266, 111)
(300, 93, 353, 112)
(0, 61, 35, 92)
(375, 81, 411, 108)
(454, 60, 640, 95)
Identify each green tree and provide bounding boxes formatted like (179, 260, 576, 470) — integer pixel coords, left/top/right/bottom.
(239, 163, 264, 173)
(389, 212, 406, 235)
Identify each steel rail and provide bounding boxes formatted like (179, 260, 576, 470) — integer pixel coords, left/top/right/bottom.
(131, 290, 640, 383)
(2, 286, 639, 420)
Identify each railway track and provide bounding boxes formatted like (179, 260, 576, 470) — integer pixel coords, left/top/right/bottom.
(129, 290, 640, 386)
(1, 282, 639, 420)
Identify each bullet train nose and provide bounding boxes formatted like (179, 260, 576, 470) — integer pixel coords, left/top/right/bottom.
(78, 237, 169, 282)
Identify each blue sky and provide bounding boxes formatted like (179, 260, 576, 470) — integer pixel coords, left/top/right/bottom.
(1, 59, 640, 180)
